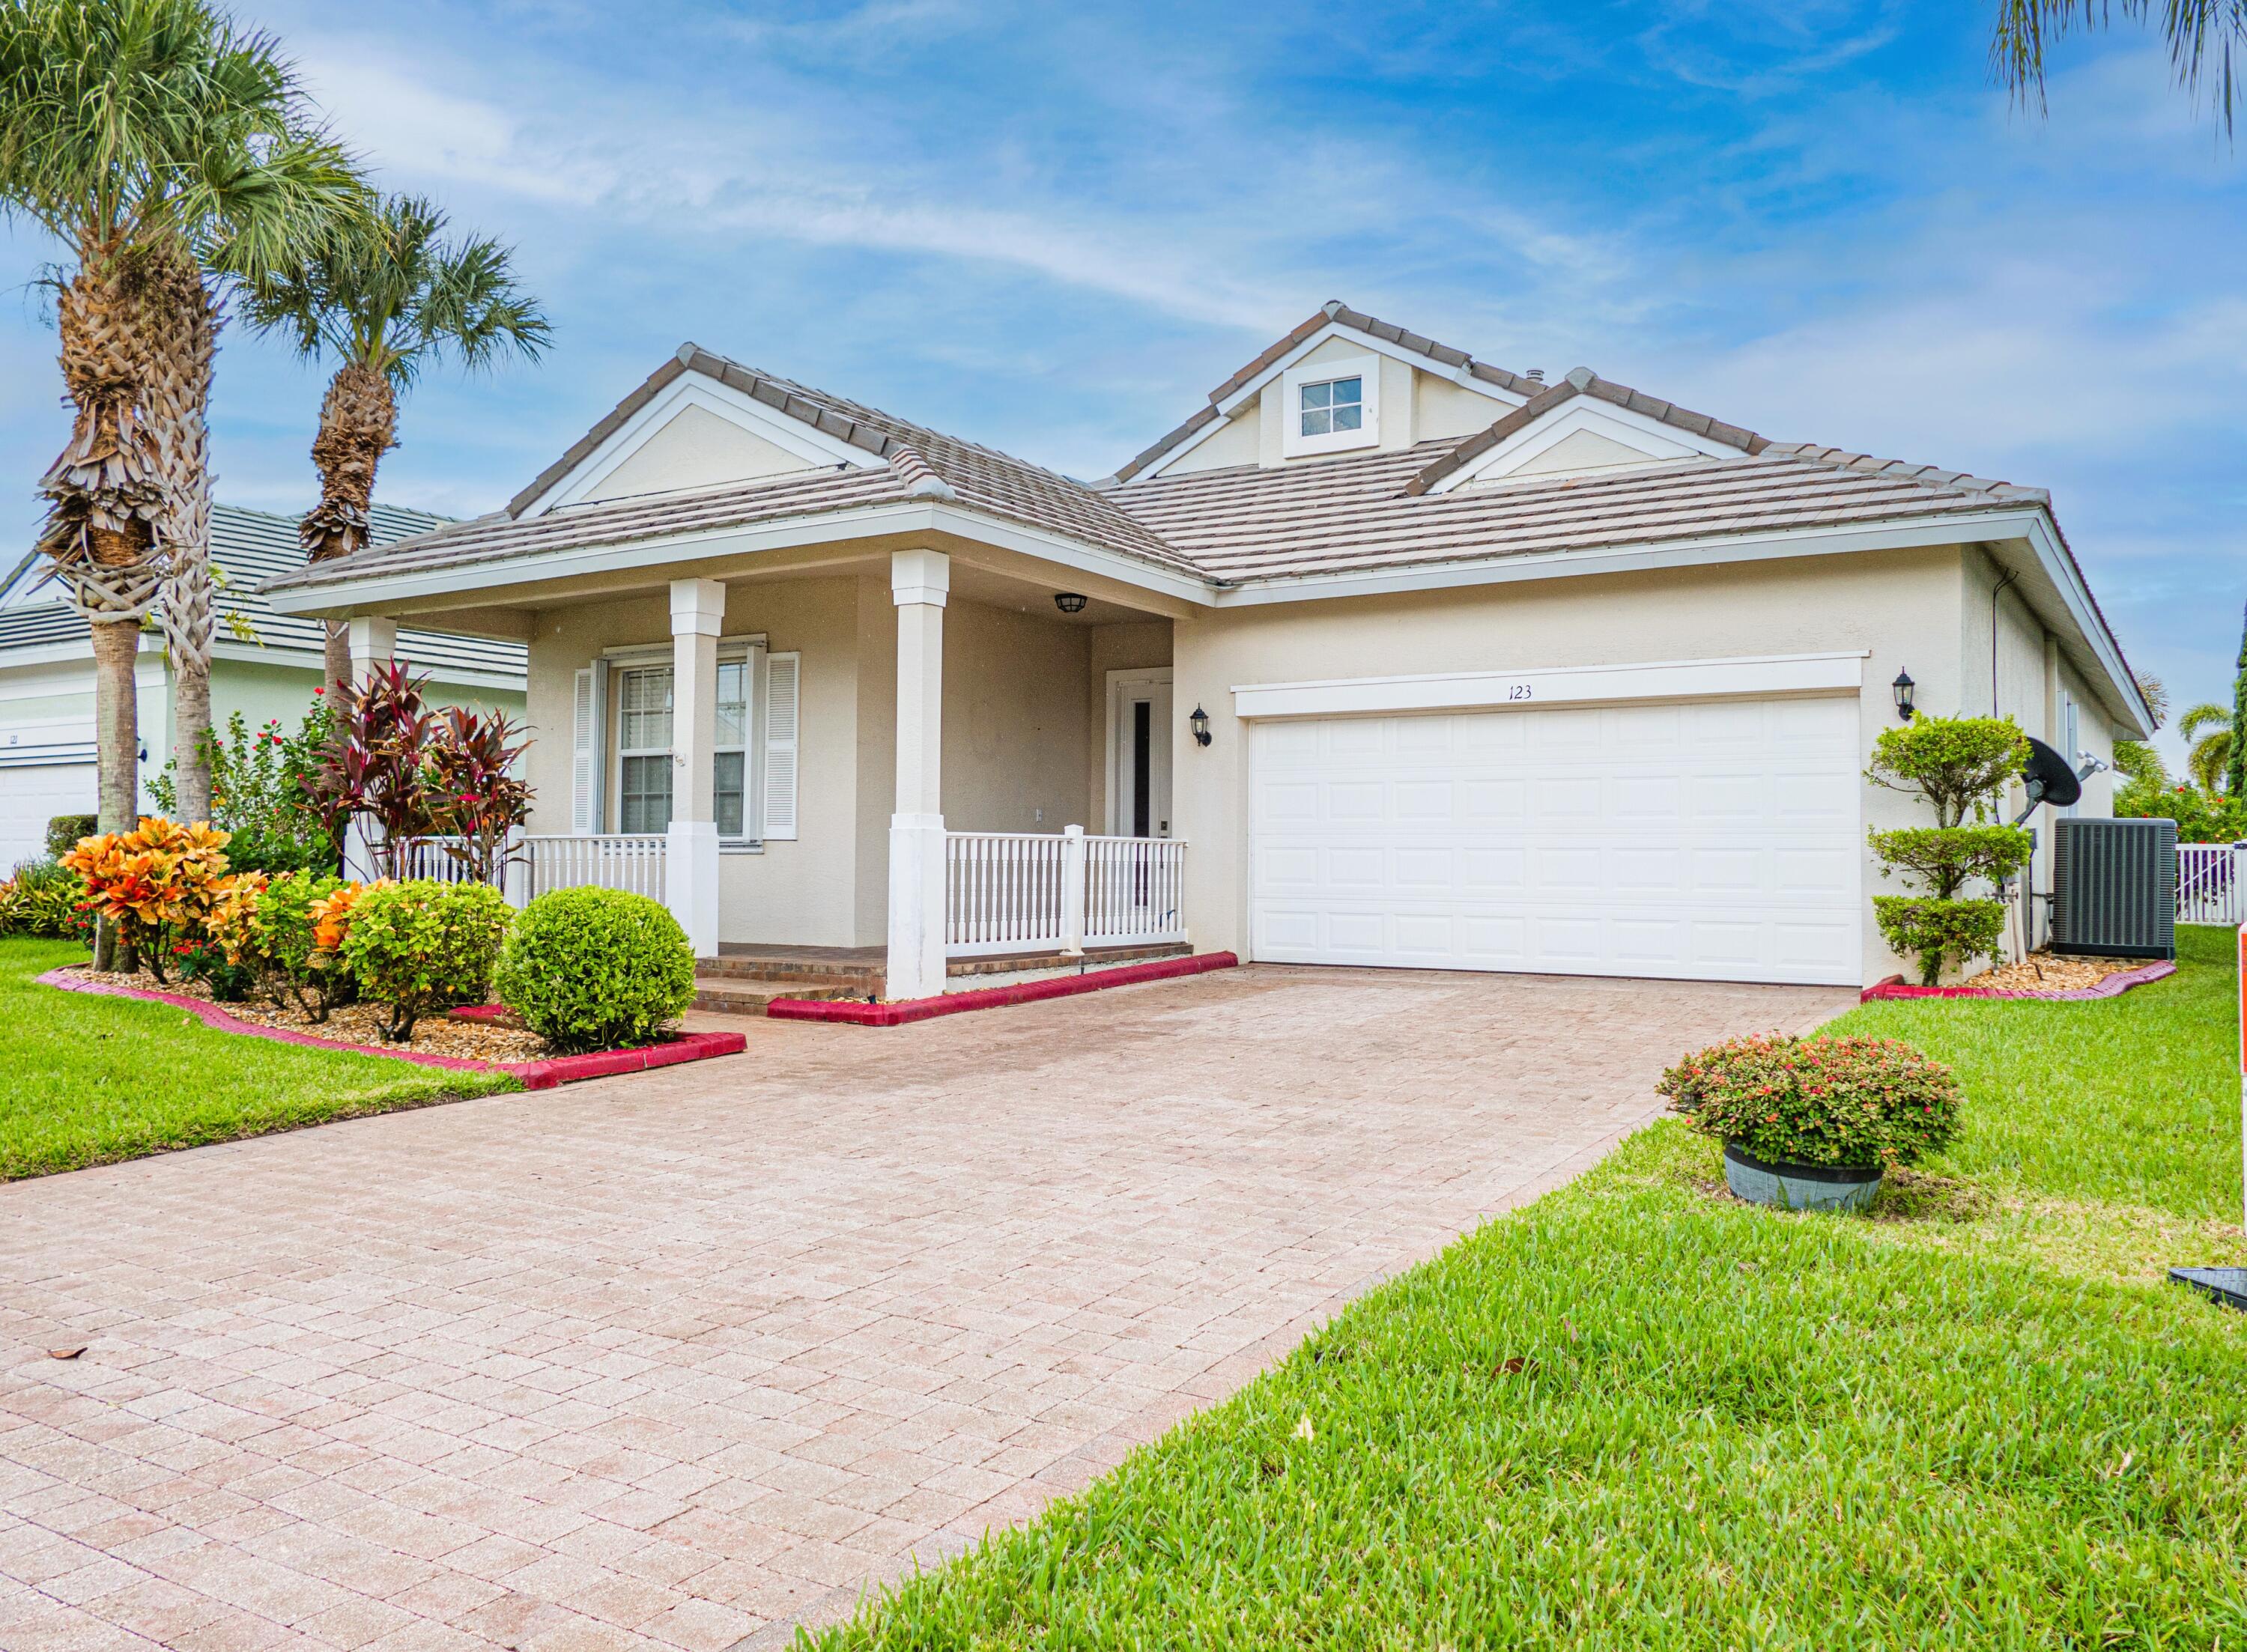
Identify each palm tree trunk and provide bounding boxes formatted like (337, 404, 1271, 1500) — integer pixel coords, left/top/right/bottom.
(2229, 602, 2246, 800)
(40, 241, 169, 971)
(151, 264, 219, 825)
(303, 362, 397, 693)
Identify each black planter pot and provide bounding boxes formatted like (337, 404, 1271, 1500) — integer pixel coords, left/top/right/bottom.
(1723, 1142, 1882, 1213)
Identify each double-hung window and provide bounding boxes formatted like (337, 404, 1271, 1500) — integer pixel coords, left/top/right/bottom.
(616, 665, 675, 833)
(580, 646, 797, 844)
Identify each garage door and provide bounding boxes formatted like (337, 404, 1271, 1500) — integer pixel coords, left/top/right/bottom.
(0, 759, 96, 872)
(1249, 696, 1861, 986)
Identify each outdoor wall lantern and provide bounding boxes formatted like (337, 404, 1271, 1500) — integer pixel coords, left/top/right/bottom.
(1189, 705, 1213, 747)
(1053, 592, 1088, 614)
(1891, 669, 1916, 722)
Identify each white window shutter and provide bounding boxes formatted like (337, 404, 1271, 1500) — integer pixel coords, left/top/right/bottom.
(571, 667, 595, 833)
(762, 652, 799, 841)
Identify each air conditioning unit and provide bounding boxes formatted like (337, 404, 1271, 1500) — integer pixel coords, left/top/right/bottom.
(2050, 817, 2176, 959)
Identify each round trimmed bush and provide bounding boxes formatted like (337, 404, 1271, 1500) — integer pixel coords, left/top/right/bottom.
(1658, 1033, 1962, 1170)
(495, 888, 695, 1054)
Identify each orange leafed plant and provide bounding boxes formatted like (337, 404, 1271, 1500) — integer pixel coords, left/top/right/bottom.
(308, 879, 388, 954)
(60, 819, 235, 982)
(203, 872, 272, 967)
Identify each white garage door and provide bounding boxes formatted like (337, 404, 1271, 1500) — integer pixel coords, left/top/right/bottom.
(0, 760, 97, 872)
(1250, 696, 1861, 986)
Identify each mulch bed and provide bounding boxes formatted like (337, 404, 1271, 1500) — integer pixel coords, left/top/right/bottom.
(42, 967, 748, 1089)
(1862, 952, 2176, 1002)
(73, 968, 549, 1061)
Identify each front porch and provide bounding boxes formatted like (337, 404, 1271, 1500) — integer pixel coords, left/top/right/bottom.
(372, 546, 1187, 1000)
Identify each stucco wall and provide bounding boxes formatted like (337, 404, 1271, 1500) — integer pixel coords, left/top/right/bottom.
(524, 574, 1106, 949)
(582, 404, 819, 501)
(1170, 544, 1988, 986)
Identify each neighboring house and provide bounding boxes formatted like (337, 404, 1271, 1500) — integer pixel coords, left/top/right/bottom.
(258, 303, 2150, 994)
(1, 504, 527, 869)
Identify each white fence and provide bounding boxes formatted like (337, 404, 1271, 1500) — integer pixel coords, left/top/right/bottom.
(395, 833, 667, 909)
(2179, 843, 2244, 927)
(944, 827, 1186, 959)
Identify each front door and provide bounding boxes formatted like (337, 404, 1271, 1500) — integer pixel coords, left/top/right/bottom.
(1110, 670, 1173, 838)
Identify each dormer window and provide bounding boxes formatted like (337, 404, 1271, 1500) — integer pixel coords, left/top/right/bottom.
(1299, 375, 1362, 437)
(1279, 352, 1380, 457)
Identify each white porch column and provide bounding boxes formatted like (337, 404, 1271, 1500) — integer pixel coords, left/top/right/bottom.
(665, 578, 724, 959)
(887, 549, 949, 1000)
(342, 616, 397, 881)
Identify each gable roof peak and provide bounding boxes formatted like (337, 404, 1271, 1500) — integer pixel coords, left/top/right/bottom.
(1564, 365, 1595, 389)
(674, 340, 703, 365)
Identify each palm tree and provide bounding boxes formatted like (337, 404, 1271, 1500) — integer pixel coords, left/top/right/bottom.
(2181, 702, 2233, 795)
(0, 0, 360, 853)
(243, 192, 551, 690)
(1993, 1, 2247, 131)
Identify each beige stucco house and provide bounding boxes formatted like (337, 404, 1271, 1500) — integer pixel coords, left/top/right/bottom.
(259, 303, 2150, 997)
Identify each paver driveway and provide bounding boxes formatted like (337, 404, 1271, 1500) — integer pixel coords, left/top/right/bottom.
(0, 964, 1849, 1650)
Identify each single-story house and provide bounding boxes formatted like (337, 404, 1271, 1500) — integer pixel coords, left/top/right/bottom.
(258, 303, 2150, 997)
(1, 503, 527, 869)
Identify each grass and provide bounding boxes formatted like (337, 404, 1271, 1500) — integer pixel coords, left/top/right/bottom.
(0, 936, 518, 1180)
(817, 927, 2247, 1650)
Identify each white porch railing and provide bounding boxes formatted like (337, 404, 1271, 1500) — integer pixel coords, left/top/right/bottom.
(395, 833, 667, 909)
(944, 826, 1186, 959)
(2179, 843, 2244, 926)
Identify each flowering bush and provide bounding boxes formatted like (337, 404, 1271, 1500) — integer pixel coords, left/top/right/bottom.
(60, 818, 236, 981)
(183, 871, 270, 1000)
(1658, 1033, 1962, 1170)
(149, 708, 339, 873)
(338, 879, 512, 1041)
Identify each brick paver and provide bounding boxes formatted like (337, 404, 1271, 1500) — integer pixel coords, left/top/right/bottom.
(0, 965, 1848, 1648)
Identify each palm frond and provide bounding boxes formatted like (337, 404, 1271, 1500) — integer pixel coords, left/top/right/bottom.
(1992, 0, 2247, 133)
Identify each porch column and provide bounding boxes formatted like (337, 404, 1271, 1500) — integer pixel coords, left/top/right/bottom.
(342, 616, 396, 881)
(666, 577, 724, 960)
(887, 549, 948, 1000)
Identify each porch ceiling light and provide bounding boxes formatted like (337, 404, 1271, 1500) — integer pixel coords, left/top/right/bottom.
(1189, 705, 1213, 747)
(1891, 669, 1916, 722)
(1053, 592, 1088, 615)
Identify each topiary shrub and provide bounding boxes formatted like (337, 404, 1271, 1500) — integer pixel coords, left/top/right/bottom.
(1659, 1033, 1962, 1170)
(1866, 715, 2033, 984)
(495, 887, 695, 1054)
(339, 879, 513, 1042)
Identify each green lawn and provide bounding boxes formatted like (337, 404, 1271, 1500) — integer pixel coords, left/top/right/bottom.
(818, 928, 2247, 1650)
(0, 936, 518, 1180)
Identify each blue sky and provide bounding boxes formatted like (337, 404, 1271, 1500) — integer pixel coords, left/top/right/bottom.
(2, 1, 2239, 764)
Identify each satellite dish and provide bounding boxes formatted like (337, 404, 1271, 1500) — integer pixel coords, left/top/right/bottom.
(2020, 736, 2081, 813)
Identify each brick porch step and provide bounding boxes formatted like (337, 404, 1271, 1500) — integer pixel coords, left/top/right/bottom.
(691, 941, 1193, 1018)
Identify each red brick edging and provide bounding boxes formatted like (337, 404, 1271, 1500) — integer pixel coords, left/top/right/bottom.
(34, 968, 745, 1090)
(767, 950, 1240, 1025)
(1859, 959, 2177, 1003)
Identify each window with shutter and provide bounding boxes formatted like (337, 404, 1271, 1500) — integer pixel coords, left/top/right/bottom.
(762, 652, 799, 840)
(571, 668, 595, 833)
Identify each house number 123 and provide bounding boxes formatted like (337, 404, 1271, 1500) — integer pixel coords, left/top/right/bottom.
(1506, 682, 1533, 701)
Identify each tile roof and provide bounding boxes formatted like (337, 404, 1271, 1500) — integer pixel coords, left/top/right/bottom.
(3, 505, 527, 682)
(1107, 443, 2046, 586)
(263, 345, 1198, 597)
(1110, 300, 1545, 485)
(258, 331, 2054, 606)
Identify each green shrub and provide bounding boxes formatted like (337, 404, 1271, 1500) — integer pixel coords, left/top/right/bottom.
(252, 871, 351, 1021)
(43, 815, 96, 860)
(1, 860, 91, 942)
(1659, 1033, 1962, 1170)
(495, 888, 695, 1054)
(1872, 896, 2009, 982)
(339, 879, 513, 1042)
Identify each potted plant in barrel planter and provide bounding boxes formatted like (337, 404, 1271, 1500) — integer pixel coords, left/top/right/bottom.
(1658, 1033, 1962, 1212)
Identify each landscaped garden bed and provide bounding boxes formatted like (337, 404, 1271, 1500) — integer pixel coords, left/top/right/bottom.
(813, 926, 2246, 1647)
